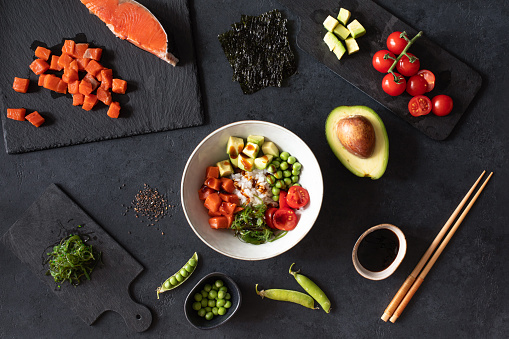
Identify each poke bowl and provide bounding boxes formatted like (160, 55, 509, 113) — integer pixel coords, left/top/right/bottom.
(181, 120, 323, 260)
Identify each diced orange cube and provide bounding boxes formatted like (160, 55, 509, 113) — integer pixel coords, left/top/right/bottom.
(57, 53, 74, 69)
(56, 80, 68, 94)
(35, 46, 51, 61)
(74, 43, 89, 58)
(7, 108, 26, 121)
(38, 74, 47, 87)
(76, 58, 91, 71)
(62, 40, 75, 56)
(97, 87, 112, 105)
(72, 93, 85, 106)
(107, 102, 121, 118)
(78, 80, 93, 95)
(100, 69, 113, 90)
(112, 79, 127, 94)
(25, 111, 45, 127)
(82, 94, 98, 111)
(85, 59, 104, 77)
(62, 65, 79, 83)
(12, 77, 30, 93)
(68, 80, 80, 94)
(83, 73, 99, 91)
(29, 59, 50, 75)
(43, 74, 61, 91)
(49, 55, 63, 71)
(83, 48, 102, 61)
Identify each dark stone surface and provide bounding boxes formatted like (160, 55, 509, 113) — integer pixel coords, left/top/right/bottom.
(0, 0, 507, 338)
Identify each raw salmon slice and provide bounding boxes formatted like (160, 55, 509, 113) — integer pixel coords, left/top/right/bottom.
(80, 0, 178, 66)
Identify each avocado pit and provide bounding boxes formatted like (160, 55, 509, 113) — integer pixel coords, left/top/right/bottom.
(336, 115, 376, 158)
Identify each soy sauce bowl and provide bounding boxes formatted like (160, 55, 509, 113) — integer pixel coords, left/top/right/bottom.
(184, 272, 241, 330)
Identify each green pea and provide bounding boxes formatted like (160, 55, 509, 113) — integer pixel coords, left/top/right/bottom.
(188, 258, 197, 267)
(255, 284, 315, 309)
(283, 170, 292, 178)
(169, 276, 178, 286)
(284, 178, 292, 186)
(266, 175, 275, 185)
(219, 286, 228, 292)
(287, 156, 296, 164)
(215, 280, 224, 288)
(218, 307, 227, 315)
(293, 162, 302, 171)
(205, 312, 214, 321)
(272, 187, 280, 195)
(272, 195, 279, 202)
(289, 263, 331, 313)
(208, 290, 218, 299)
(271, 160, 280, 168)
(212, 307, 219, 315)
(293, 183, 301, 187)
(201, 298, 208, 307)
(267, 164, 276, 173)
(192, 302, 201, 311)
(157, 252, 198, 299)
(163, 280, 171, 289)
(204, 284, 212, 292)
(205, 307, 212, 312)
(175, 273, 184, 282)
(224, 301, 232, 308)
(212, 285, 219, 291)
(280, 162, 289, 170)
(194, 293, 203, 302)
(275, 180, 283, 189)
(217, 290, 226, 300)
(198, 308, 206, 317)
(184, 264, 193, 273)
(292, 168, 300, 176)
(274, 170, 283, 179)
(291, 175, 299, 183)
(180, 269, 189, 278)
(216, 299, 226, 307)
(225, 293, 231, 300)
(201, 290, 208, 298)
(280, 152, 290, 161)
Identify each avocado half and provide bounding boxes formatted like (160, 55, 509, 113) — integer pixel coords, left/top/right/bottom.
(325, 106, 389, 179)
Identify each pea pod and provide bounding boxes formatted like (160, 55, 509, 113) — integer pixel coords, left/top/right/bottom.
(289, 263, 331, 313)
(156, 252, 198, 299)
(255, 284, 317, 310)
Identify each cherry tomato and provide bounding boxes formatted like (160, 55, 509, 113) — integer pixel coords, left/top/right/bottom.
(372, 50, 396, 73)
(396, 53, 420, 77)
(382, 73, 406, 96)
(417, 70, 435, 92)
(265, 207, 278, 229)
(286, 186, 310, 209)
(408, 95, 432, 117)
(279, 190, 289, 209)
(431, 95, 453, 116)
(406, 75, 428, 96)
(387, 31, 408, 55)
(273, 208, 298, 231)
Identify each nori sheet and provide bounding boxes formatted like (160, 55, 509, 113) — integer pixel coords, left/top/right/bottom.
(218, 9, 296, 94)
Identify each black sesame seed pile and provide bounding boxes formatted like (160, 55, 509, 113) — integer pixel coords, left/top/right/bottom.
(124, 184, 173, 227)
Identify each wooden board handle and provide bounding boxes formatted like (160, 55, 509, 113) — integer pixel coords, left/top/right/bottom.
(115, 299, 153, 332)
(381, 275, 416, 321)
(389, 277, 424, 323)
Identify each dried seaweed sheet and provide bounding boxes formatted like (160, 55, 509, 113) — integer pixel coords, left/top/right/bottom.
(218, 9, 296, 94)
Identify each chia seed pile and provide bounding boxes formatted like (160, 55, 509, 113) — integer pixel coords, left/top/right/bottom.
(124, 184, 173, 227)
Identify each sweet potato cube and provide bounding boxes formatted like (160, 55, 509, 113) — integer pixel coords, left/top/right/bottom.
(43, 74, 61, 91)
(72, 93, 84, 106)
(85, 59, 104, 77)
(100, 69, 113, 90)
(29, 59, 49, 75)
(35, 46, 51, 61)
(74, 43, 89, 58)
(25, 111, 45, 127)
(7, 108, 26, 121)
(12, 77, 30, 93)
(57, 53, 74, 69)
(97, 87, 112, 105)
(49, 55, 63, 71)
(83, 48, 102, 61)
(112, 79, 127, 94)
(82, 94, 98, 111)
(62, 40, 75, 56)
(107, 101, 121, 118)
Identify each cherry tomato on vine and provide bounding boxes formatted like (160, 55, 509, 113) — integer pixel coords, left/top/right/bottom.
(417, 70, 435, 92)
(382, 73, 406, 96)
(408, 95, 432, 116)
(396, 53, 420, 77)
(372, 50, 396, 73)
(431, 95, 454, 116)
(406, 75, 428, 96)
(387, 31, 408, 54)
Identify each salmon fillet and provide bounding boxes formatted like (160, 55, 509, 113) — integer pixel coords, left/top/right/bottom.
(81, 0, 178, 66)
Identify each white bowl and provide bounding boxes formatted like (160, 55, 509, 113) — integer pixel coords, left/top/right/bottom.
(181, 121, 323, 260)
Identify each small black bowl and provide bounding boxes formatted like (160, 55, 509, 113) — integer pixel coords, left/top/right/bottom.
(184, 272, 241, 330)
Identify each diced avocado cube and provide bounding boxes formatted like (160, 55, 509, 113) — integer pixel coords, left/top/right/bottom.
(238, 154, 254, 171)
(247, 135, 265, 147)
(261, 141, 279, 157)
(230, 155, 239, 168)
(333, 24, 350, 40)
(324, 32, 346, 60)
(323, 15, 338, 32)
(242, 142, 259, 159)
(347, 19, 366, 38)
(254, 155, 274, 170)
(226, 136, 244, 157)
(337, 8, 351, 26)
(216, 160, 234, 177)
(333, 41, 346, 60)
(345, 37, 359, 55)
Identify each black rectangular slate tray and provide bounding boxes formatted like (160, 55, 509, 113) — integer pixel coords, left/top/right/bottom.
(1, 184, 152, 332)
(278, 0, 482, 140)
(0, 0, 203, 154)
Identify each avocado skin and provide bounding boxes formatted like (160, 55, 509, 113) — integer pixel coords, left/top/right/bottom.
(325, 106, 389, 179)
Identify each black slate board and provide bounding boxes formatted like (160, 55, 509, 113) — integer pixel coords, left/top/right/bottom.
(1, 184, 152, 332)
(277, 0, 482, 140)
(0, 0, 203, 154)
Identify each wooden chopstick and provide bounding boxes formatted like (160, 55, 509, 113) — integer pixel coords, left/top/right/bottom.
(381, 170, 487, 322)
(389, 172, 493, 323)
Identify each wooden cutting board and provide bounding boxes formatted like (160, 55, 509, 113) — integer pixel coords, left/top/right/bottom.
(0, 0, 203, 154)
(278, 0, 482, 140)
(1, 184, 152, 332)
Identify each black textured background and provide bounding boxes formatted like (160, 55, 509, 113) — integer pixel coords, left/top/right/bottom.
(1, 0, 508, 338)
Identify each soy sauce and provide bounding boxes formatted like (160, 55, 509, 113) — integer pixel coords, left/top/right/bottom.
(357, 229, 399, 272)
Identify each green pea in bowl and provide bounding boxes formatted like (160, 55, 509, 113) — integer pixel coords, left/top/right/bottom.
(181, 120, 324, 260)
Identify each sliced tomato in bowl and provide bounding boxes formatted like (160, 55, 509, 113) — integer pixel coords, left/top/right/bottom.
(279, 190, 289, 209)
(273, 208, 298, 231)
(286, 186, 310, 209)
(265, 207, 278, 229)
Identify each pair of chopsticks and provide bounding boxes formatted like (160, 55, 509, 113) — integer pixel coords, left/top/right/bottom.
(381, 170, 493, 323)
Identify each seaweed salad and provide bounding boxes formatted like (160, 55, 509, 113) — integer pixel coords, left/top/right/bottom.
(218, 9, 296, 94)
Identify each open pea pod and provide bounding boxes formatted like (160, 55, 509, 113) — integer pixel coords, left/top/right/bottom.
(156, 252, 198, 299)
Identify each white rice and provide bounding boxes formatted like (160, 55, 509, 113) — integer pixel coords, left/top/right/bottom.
(230, 169, 274, 206)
